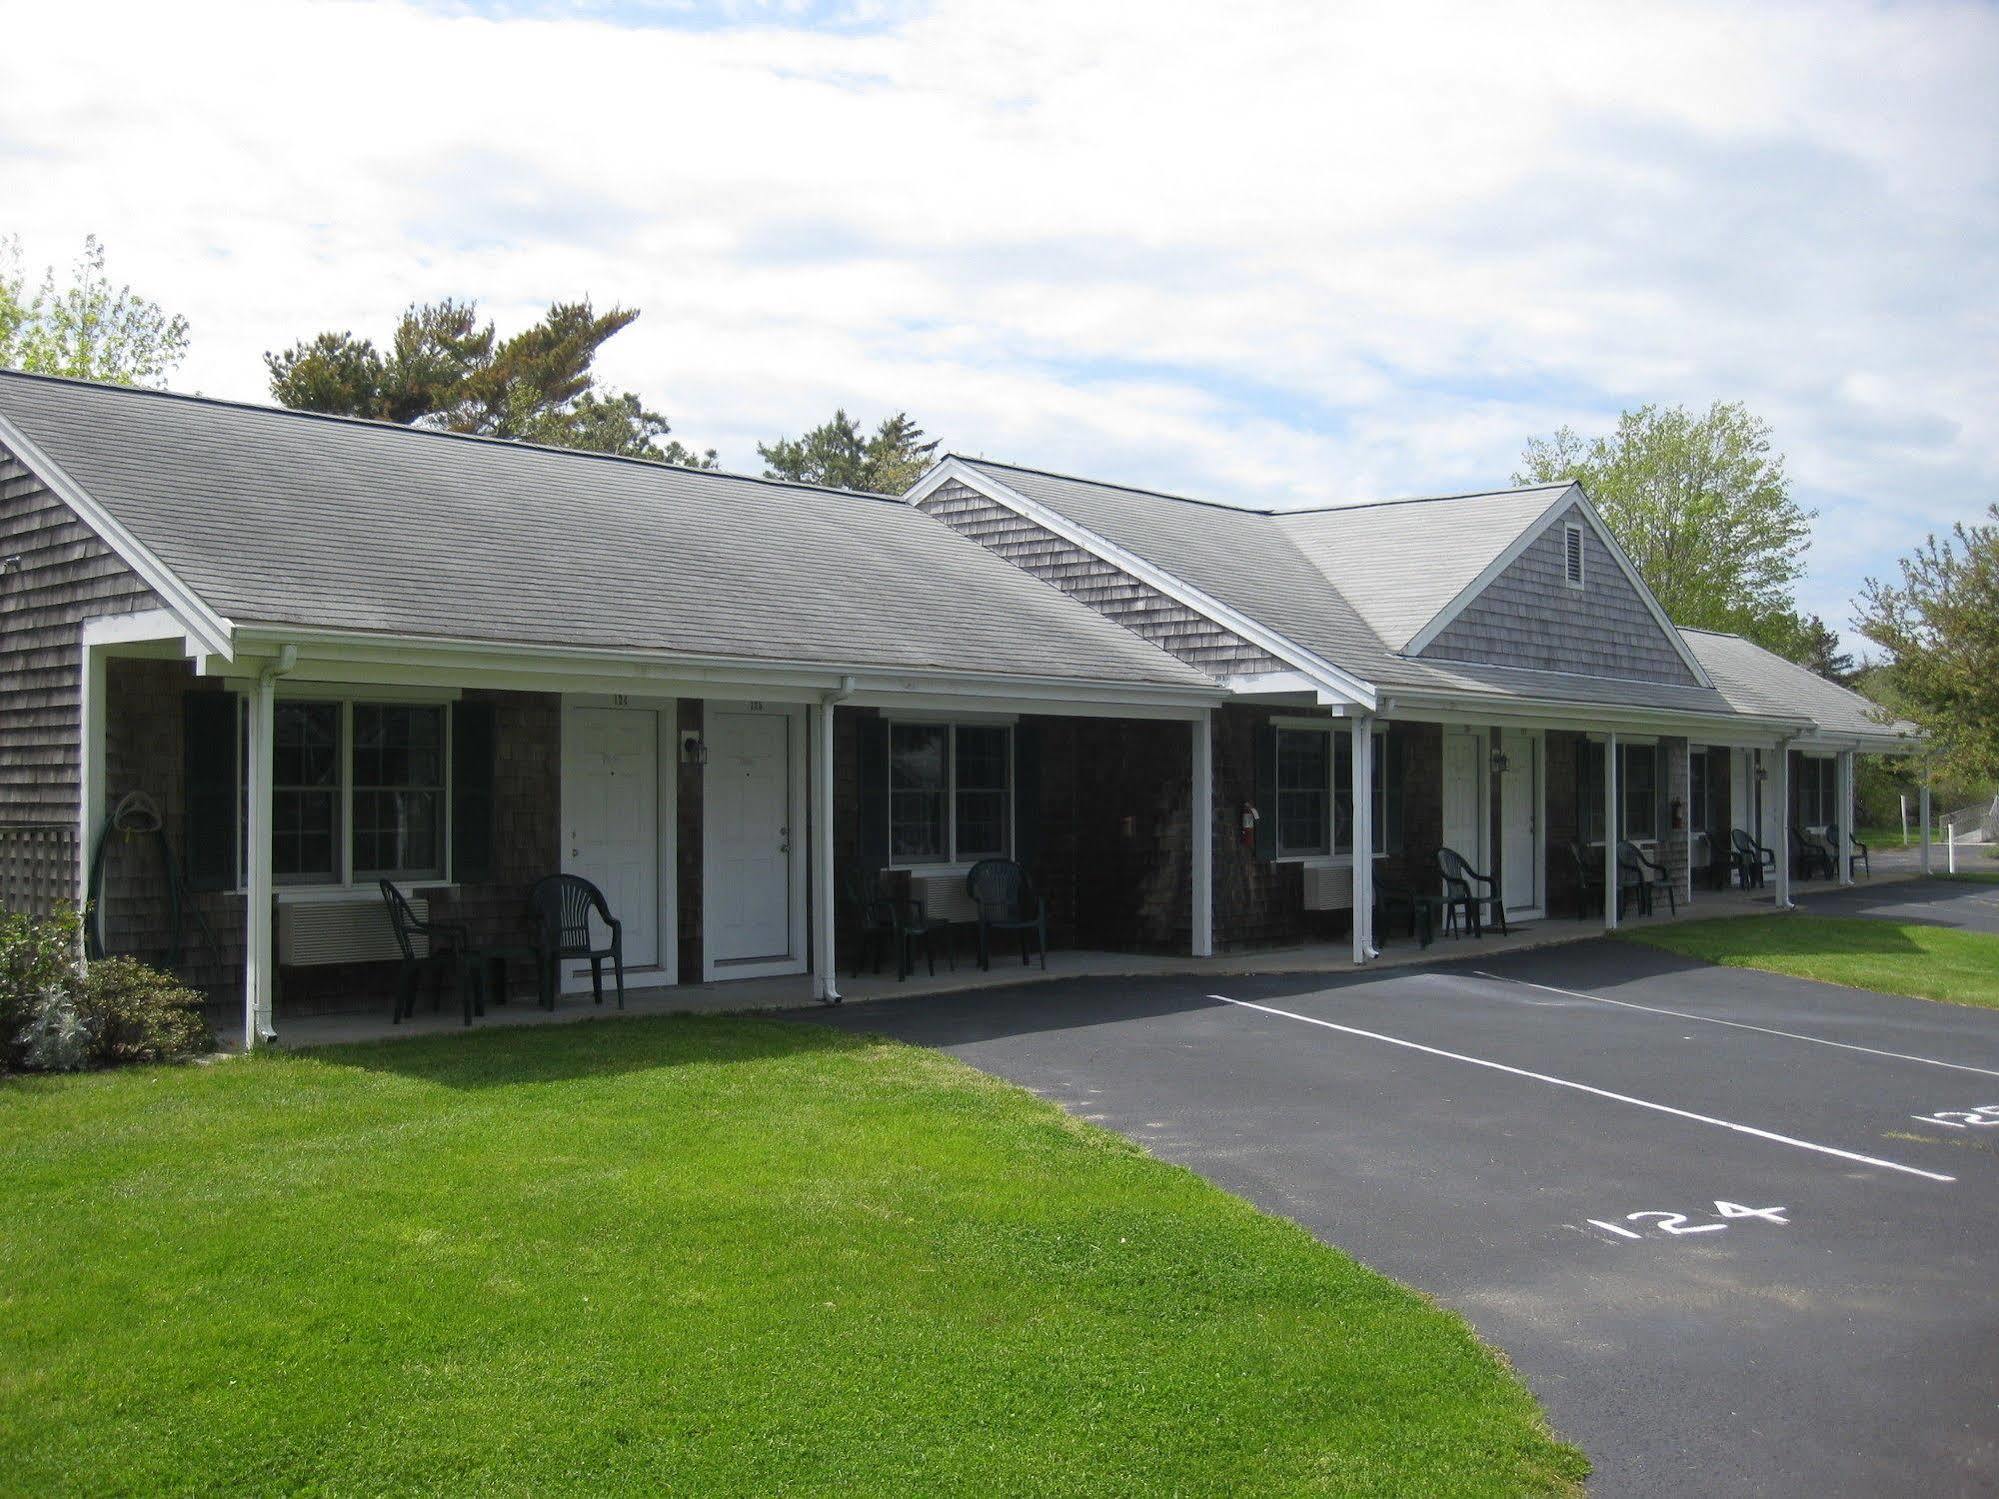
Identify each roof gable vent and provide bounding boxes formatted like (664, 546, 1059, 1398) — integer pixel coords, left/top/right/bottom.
(1563, 523, 1586, 588)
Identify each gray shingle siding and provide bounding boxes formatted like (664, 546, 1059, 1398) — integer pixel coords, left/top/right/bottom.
(1419, 505, 1700, 686)
(0, 440, 158, 833)
(918, 480, 1282, 676)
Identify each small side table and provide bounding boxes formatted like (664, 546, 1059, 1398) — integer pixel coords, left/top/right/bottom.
(476, 944, 543, 1010)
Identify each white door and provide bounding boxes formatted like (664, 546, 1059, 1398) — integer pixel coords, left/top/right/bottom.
(564, 707, 659, 968)
(1499, 729, 1541, 916)
(1442, 730, 1485, 868)
(708, 710, 794, 965)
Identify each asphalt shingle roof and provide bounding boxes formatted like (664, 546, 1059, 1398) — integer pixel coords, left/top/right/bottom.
(0, 373, 1215, 692)
(952, 458, 1918, 740)
(1681, 628, 1919, 743)
(955, 458, 1734, 706)
(1270, 486, 1573, 650)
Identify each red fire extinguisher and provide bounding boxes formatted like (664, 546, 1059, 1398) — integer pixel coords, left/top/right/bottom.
(1240, 802, 1260, 848)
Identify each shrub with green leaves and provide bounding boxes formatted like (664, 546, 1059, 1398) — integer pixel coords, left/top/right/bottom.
(1, 907, 211, 1070)
(1, 906, 83, 1070)
(75, 957, 210, 1065)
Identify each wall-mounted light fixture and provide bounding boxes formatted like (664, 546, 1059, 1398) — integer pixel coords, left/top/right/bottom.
(680, 732, 708, 767)
(1489, 747, 1510, 774)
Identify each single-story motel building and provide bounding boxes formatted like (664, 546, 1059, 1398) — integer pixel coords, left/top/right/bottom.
(0, 371, 1926, 1047)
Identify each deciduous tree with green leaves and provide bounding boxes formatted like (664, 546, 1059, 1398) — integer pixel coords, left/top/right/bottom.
(1515, 401, 1817, 658)
(266, 298, 714, 467)
(0, 234, 190, 386)
(1855, 506, 1999, 780)
(758, 409, 936, 494)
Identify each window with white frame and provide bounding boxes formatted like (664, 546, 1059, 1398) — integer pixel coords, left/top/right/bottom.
(888, 721, 1012, 865)
(1689, 748, 1713, 834)
(1796, 755, 1836, 828)
(1580, 740, 1660, 842)
(1274, 725, 1386, 859)
(1275, 728, 1332, 857)
(273, 702, 341, 882)
(259, 698, 451, 885)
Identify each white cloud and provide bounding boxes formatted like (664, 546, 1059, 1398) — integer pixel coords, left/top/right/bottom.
(3, 0, 1995, 649)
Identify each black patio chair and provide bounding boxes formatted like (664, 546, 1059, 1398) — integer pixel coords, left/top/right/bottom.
(1569, 840, 1642, 920)
(1825, 823, 1870, 877)
(1436, 847, 1507, 938)
(1730, 829, 1773, 891)
(966, 858, 1048, 971)
(380, 879, 483, 1026)
(528, 874, 625, 1010)
(1618, 841, 1676, 917)
(1375, 878, 1435, 948)
(1690, 830, 1731, 892)
(1567, 840, 1605, 921)
(1790, 826, 1835, 882)
(842, 866, 953, 981)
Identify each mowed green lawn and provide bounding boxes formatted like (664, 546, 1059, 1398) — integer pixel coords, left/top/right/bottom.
(1623, 913, 1999, 1010)
(0, 1016, 1583, 1496)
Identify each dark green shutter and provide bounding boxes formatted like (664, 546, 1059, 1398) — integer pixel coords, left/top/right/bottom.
(856, 714, 890, 874)
(1012, 723, 1041, 875)
(451, 700, 496, 884)
(1383, 727, 1405, 853)
(1252, 720, 1276, 860)
(183, 691, 238, 892)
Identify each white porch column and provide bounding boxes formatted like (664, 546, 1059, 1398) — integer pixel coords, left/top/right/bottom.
(811, 694, 840, 1003)
(1838, 749, 1856, 885)
(1775, 741, 1794, 910)
(1352, 716, 1375, 964)
(78, 640, 109, 956)
(1603, 732, 1619, 933)
(244, 670, 276, 1049)
(1920, 768, 1933, 875)
(1190, 712, 1214, 958)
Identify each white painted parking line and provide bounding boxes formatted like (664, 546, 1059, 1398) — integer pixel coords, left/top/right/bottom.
(1469, 970, 1999, 1080)
(1208, 993, 1955, 1184)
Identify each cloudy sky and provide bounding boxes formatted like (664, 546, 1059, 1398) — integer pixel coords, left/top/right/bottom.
(4, 0, 1995, 650)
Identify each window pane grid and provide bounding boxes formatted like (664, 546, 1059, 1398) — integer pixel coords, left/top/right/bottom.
(1276, 729, 1331, 857)
(953, 726, 1010, 859)
(273, 702, 340, 881)
(889, 723, 949, 863)
(887, 722, 1012, 865)
(351, 704, 445, 878)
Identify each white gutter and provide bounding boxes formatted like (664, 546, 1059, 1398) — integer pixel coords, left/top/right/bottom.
(223, 622, 1226, 711)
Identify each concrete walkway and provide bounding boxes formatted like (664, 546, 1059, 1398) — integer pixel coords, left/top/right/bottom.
(265, 869, 1924, 1050)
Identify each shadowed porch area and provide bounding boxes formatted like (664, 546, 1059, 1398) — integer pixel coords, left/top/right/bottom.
(256, 868, 1925, 1050)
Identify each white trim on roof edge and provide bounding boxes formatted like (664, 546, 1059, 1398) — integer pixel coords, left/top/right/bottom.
(907, 458, 1378, 711)
(213, 622, 1225, 717)
(1398, 484, 1713, 688)
(0, 409, 235, 660)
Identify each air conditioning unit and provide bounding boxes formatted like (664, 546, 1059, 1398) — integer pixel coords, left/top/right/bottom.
(1301, 865, 1353, 912)
(277, 896, 425, 967)
(908, 871, 978, 924)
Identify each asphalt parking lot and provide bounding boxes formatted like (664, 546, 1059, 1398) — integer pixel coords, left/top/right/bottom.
(1800, 873, 1999, 935)
(803, 916, 1999, 1496)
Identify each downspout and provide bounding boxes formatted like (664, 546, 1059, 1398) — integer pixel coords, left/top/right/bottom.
(811, 676, 855, 1004)
(244, 644, 298, 1050)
